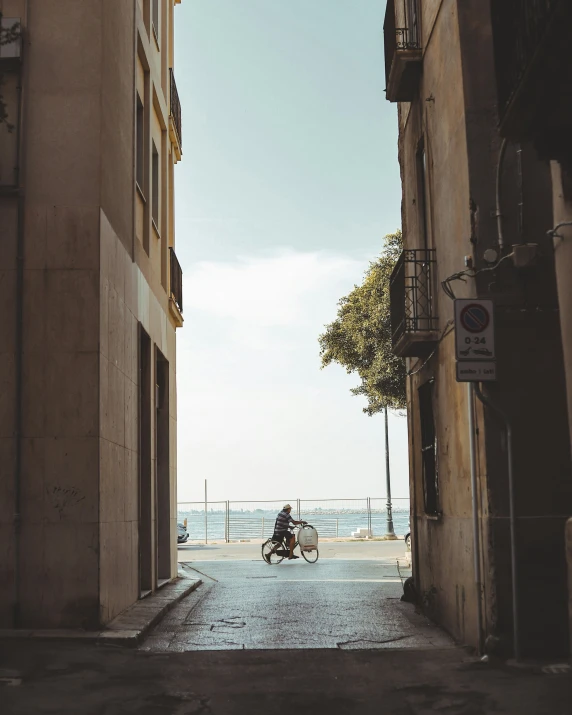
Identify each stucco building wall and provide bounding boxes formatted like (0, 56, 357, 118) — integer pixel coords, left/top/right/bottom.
(400, 0, 484, 646)
(391, 0, 572, 657)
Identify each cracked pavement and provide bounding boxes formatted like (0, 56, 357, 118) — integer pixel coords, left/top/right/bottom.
(141, 556, 453, 652)
(2, 551, 570, 713)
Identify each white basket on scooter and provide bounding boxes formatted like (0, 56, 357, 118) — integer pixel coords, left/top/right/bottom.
(298, 525, 318, 551)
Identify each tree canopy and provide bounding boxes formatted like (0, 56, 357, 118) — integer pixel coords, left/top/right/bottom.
(319, 230, 406, 415)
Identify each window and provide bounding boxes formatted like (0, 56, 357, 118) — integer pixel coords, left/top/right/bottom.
(418, 379, 439, 515)
(152, 142, 159, 229)
(406, 0, 420, 47)
(136, 95, 144, 191)
(152, 0, 160, 43)
(416, 137, 429, 248)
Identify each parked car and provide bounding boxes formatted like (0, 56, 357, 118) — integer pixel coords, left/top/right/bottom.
(177, 522, 189, 544)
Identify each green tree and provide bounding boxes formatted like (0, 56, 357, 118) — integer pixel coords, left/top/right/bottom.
(0, 14, 20, 131)
(319, 230, 406, 415)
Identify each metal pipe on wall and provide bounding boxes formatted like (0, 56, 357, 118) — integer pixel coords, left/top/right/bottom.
(495, 137, 508, 251)
(467, 384, 484, 655)
(474, 383, 520, 661)
(12, 4, 28, 628)
(516, 144, 524, 245)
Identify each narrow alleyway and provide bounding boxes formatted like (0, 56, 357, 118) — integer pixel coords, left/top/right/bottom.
(2, 531, 571, 715)
(142, 554, 451, 651)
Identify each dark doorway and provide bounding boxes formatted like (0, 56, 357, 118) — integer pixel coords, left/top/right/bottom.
(156, 348, 171, 583)
(139, 327, 153, 595)
(418, 379, 439, 516)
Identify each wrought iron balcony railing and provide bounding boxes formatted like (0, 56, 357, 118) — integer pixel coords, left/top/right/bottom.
(169, 68, 182, 149)
(169, 247, 183, 315)
(394, 0, 420, 50)
(389, 248, 438, 358)
(383, 0, 422, 102)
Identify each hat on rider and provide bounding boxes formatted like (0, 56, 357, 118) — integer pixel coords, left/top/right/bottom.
(283, 504, 292, 510)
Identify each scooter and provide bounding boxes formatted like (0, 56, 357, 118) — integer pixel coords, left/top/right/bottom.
(404, 522, 411, 551)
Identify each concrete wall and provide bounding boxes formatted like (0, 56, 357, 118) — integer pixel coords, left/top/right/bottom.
(99, 208, 178, 623)
(98, 0, 178, 623)
(99, 213, 139, 623)
(0, 0, 181, 628)
(12, 0, 103, 629)
(0, 26, 20, 623)
(100, 0, 137, 254)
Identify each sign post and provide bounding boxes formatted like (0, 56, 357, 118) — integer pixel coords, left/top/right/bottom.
(454, 299, 496, 382)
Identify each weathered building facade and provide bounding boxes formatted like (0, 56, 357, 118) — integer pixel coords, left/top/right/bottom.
(0, 0, 184, 629)
(385, 0, 572, 657)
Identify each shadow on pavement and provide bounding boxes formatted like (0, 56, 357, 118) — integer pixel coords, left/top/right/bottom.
(1, 641, 570, 715)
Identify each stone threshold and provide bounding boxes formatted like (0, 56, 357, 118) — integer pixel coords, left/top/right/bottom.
(0, 571, 202, 647)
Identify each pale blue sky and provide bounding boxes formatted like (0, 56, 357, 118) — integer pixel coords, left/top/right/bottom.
(174, 0, 408, 504)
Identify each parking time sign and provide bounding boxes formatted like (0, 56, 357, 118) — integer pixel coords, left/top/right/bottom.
(454, 299, 495, 362)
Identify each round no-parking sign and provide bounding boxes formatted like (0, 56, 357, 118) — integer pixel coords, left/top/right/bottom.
(459, 303, 490, 334)
(454, 299, 496, 362)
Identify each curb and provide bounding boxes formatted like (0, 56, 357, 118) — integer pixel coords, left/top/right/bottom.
(0, 574, 202, 648)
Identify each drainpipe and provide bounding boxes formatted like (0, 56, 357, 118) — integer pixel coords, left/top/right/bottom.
(474, 383, 520, 662)
(384, 406, 396, 538)
(467, 384, 483, 655)
(516, 144, 524, 245)
(13, 5, 28, 629)
(495, 138, 508, 251)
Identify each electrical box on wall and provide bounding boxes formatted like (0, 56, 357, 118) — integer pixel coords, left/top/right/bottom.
(0, 18, 21, 60)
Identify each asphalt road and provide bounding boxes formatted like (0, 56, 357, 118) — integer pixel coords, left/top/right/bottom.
(177, 538, 407, 562)
(143, 554, 452, 652)
(4, 546, 570, 714)
(5, 641, 571, 715)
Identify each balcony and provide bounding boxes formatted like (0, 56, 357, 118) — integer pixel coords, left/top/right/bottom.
(491, 0, 572, 159)
(169, 68, 182, 162)
(389, 249, 438, 358)
(384, 0, 422, 102)
(169, 247, 183, 327)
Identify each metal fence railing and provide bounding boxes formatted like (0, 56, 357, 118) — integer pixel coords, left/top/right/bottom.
(383, 0, 421, 87)
(169, 68, 182, 148)
(169, 247, 183, 314)
(177, 497, 410, 543)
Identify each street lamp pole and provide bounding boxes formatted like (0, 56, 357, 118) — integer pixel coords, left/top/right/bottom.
(384, 406, 397, 539)
(204, 479, 208, 545)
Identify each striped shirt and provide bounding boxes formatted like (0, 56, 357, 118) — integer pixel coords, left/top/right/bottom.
(274, 509, 294, 533)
